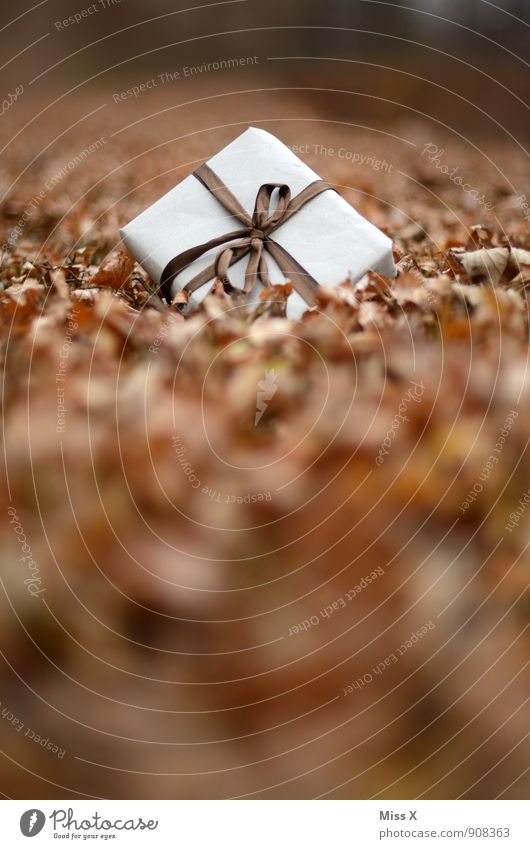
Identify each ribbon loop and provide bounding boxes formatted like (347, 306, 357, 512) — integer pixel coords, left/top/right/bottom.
(253, 183, 291, 232)
(215, 246, 235, 283)
(160, 162, 334, 307)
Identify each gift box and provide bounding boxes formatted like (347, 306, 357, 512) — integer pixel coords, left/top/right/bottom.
(120, 127, 395, 319)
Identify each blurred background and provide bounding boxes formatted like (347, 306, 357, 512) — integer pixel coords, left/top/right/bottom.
(1, 0, 529, 135)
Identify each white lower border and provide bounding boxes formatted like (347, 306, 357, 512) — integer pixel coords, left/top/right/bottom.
(1, 800, 527, 847)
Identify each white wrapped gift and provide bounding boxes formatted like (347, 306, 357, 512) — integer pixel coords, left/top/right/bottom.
(120, 127, 395, 319)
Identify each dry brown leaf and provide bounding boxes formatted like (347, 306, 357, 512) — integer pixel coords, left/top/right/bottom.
(0, 279, 45, 322)
(451, 246, 530, 288)
(507, 248, 530, 287)
(465, 224, 494, 250)
(358, 299, 394, 329)
(454, 246, 510, 284)
(171, 288, 190, 307)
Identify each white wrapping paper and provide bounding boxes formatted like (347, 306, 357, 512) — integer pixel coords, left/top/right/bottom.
(120, 127, 395, 319)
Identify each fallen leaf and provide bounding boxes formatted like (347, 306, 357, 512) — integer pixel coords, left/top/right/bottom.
(454, 246, 510, 284)
(507, 248, 530, 287)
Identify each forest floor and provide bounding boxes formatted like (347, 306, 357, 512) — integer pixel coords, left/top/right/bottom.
(0, 91, 529, 799)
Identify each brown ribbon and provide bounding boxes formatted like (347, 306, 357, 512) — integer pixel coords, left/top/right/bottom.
(159, 162, 333, 306)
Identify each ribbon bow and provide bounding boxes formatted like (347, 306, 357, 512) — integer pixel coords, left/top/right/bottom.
(160, 162, 333, 307)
